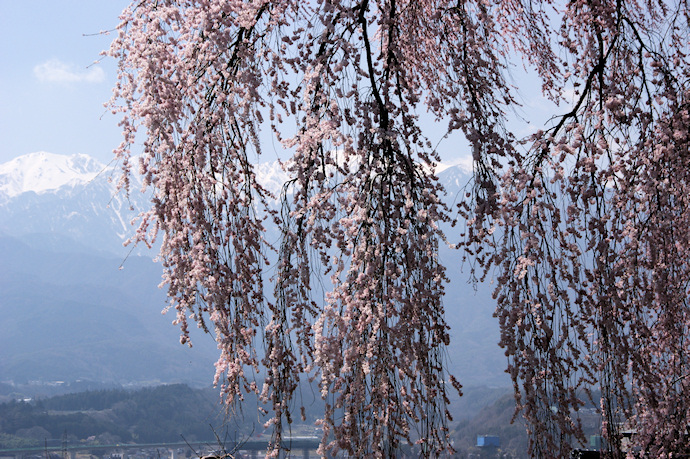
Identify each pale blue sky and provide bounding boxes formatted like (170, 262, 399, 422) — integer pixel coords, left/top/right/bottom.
(0, 1, 128, 164)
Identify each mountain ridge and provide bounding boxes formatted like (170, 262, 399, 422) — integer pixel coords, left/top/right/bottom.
(0, 152, 107, 199)
(0, 151, 507, 388)
(0, 151, 474, 256)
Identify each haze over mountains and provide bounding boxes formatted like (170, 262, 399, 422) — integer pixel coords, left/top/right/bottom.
(0, 152, 508, 389)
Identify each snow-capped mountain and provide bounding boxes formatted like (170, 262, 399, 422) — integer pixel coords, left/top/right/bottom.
(0, 152, 473, 256)
(254, 160, 292, 197)
(0, 152, 148, 256)
(0, 152, 105, 199)
(0, 152, 296, 256)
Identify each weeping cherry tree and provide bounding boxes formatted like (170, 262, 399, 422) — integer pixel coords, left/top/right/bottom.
(109, 0, 690, 457)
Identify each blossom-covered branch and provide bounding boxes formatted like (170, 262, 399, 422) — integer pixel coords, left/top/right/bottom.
(109, 0, 690, 457)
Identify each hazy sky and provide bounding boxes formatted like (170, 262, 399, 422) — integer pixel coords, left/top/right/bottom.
(0, 1, 131, 164)
(0, 1, 553, 168)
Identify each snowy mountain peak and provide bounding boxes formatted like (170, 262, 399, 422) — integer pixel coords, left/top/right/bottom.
(254, 160, 291, 197)
(0, 151, 107, 198)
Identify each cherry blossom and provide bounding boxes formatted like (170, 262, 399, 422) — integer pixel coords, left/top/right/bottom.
(109, 0, 689, 457)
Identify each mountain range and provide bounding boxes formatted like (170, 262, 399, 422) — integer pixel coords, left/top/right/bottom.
(0, 152, 508, 390)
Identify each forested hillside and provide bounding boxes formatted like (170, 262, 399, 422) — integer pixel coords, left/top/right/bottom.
(0, 385, 229, 448)
(0, 384, 527, 454)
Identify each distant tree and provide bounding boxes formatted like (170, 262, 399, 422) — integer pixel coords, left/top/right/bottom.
(43, 390, 129, 412)
(0, 432, 41, 449)
(109, 1, 689, 457)
(14, 426, 51, 442)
